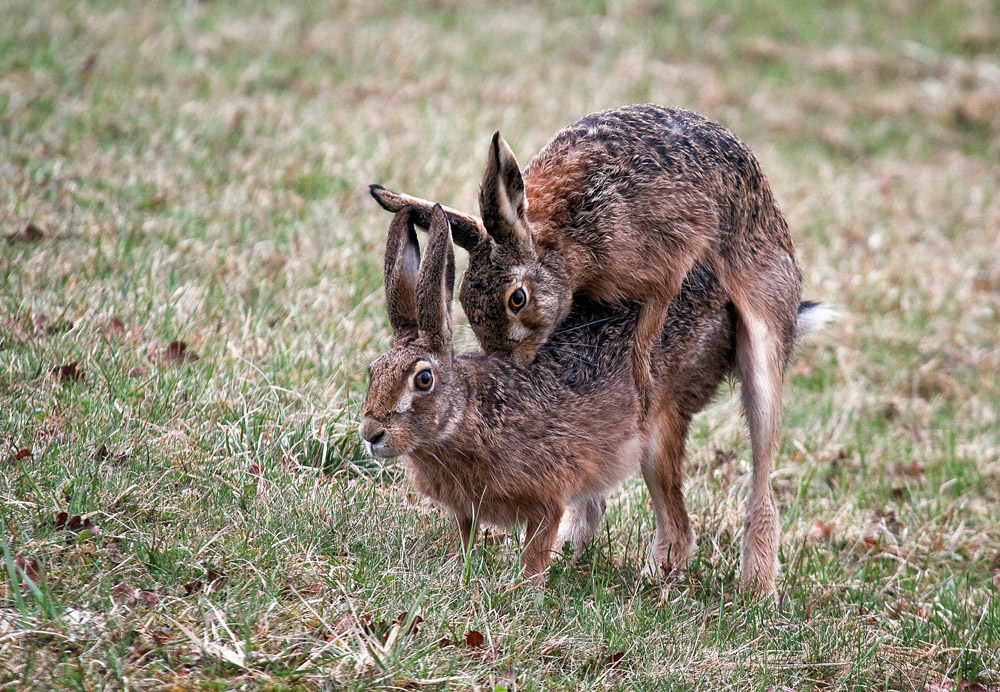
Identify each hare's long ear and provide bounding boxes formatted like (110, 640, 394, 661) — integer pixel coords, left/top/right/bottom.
(370, 185, 487, 251)
(416, 204, 455, 354)
(384, 208, 421, 344)
(479, 132, 533, 249)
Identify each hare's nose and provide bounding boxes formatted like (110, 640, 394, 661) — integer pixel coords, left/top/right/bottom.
(362, 427, 386, 446)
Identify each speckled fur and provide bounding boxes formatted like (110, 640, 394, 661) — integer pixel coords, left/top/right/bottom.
(360, 205, 815, 582)
(370, 105, 804, 593)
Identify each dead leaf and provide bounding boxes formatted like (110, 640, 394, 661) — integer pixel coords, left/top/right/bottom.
(713, 449, 736, 467)
(161, 341, 199, 366)
(807, 519, 835, 543)
(894, 461, 924, 478)
(584, 651, 625, 673)
(247, 463, 261, 476)
(883, 401, 899, 421)
(105, 318, 126, 337)
(464, 630, 485, 648)
(129, 365, 148, 378)
(50, 362, 83, 382)
(6, 223, 44, 244)
(394, 612, 423, 636)
(34, 313, 73, 335)
(112, 582, 137, 600)
(358, 614, 390, 643)
(66, 515, 94, 533)
(14, 556, 41, 584)
(10, 448, 32, 462)
(79, 53, 97, 79)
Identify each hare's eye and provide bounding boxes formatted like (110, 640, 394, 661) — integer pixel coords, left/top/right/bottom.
(413, 368, 434, 391)
(508, 288, 527, 313)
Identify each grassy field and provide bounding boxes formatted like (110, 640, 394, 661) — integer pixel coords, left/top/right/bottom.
(2, 0, 999, 689)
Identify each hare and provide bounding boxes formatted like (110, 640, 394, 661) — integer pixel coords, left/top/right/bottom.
(369, 104, 803, 593)
(358, 204, 825, 583)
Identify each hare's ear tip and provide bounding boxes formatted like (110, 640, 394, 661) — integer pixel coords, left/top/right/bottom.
(370, 184, 393, 210)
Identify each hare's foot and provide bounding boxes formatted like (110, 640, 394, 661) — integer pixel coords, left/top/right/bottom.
(642, 527, 695, 579)
(739, 489, 779, 597)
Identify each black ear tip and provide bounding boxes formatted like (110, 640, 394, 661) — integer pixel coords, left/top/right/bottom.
(370, 184, 392, 210)
(430, 203, 449, 227)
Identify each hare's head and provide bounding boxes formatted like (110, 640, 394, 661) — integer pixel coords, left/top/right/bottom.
(359, 206, 463, 459)
(457, 132, 571, 363)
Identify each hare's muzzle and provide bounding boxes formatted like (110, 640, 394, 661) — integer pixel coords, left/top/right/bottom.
(358, 421, 388, 458)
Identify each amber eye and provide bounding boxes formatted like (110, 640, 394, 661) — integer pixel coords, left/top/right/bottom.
(508, 287, 527, 312)
(413, 368, 433, 391)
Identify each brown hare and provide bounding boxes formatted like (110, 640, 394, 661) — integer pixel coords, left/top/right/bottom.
(370, 104, 803, 594)
(358, 204, 825, 585)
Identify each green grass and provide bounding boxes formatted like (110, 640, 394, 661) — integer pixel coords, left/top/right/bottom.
(2, 0, 1000, 689)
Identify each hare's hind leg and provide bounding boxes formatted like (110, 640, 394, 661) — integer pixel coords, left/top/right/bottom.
(556, 495, 607, 559)
(640, 406, 696, 578)
(724, 254, 802, 596)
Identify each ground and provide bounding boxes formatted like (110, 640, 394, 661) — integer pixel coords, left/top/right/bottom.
(1, 0, 999, 690)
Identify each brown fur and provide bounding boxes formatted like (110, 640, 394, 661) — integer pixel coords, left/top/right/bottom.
(369, 105, 803, 593)
(359, 205, 818, 583)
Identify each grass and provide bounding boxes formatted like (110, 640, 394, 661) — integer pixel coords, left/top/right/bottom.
(2, 0, 999, 689)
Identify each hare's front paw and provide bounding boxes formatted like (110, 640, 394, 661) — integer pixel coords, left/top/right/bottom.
(642, 530, 695, 580)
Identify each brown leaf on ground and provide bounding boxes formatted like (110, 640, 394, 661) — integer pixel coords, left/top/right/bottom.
(112, 582, 137, 600)
(247, 463, 261, 476)
(161, 341, 199, 366)
(79, 53, 97, 79)
(14, 556, 41, 584)
(358, 614, 390, 643)
(10, 448, 33, 462)
(584, 651, 625, 674)
(894, 461, 924, 478)
(807, 519, 835, 543)
(55, 514, 94, 533)
(34, 313, 73, 334)
(105, 317, 126, 337)
(394, 612, 423, 636)
(6, 223, 44, 244)
(51, 362, 83, 382)
(129, 365, 148, 378)
(713, 449, 736, 466)
(464, 630, 485, 648)
(183, 567, 225, 597)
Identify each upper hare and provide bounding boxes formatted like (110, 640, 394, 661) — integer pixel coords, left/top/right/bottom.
(370, 104, 804, 593)
(359, 205, 824, 589)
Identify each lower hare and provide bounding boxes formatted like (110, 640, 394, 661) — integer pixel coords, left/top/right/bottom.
(359, 205, 826, 581)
